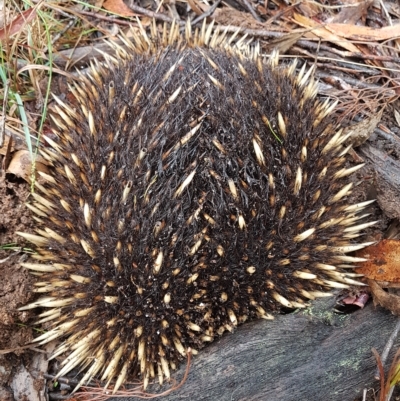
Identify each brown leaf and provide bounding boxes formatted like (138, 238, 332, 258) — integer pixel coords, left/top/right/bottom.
(325, 23, 400, 42)
(293, 13, 361, 53)
(266, 32, 306, 54)
(343, 109, 384, 147)
(296, 2, 322, 18)
(331, 0, 372, 24)
(0, 134, 14, 157)
(187, 0, 203, 16)
(0, 8, 37, 40)
(6, 150, 49, 183)
(103, 0, 136, 17)
(356, 240, 400, 283)
(1, 134, 13, 172)
(368, 279, 400, 317)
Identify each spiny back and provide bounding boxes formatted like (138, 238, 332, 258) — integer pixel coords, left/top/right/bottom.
(19, 26, 374, 394)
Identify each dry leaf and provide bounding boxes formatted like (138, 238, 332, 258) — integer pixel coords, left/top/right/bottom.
(357, 240, 400, 317)
(0, 8, 37, 40)
(325, 23, 400, 42)
(293, 13, 361, 53)
(187, 0, 203, 16)
(6, 150, 49, 183)
(0, 134, 14, 156)
(296, 2, 322, 18)
(368, 279, 400, 316)
(344, 109, 384, 147)
(1, 134, 13, 172)
(331, 0, 371, 24)
(266, 32, 306, 54)
(103, 0, 136, 17)
(356, 240, 400, 283)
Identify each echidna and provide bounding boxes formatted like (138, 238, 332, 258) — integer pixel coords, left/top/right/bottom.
(18, 21, 375, 394)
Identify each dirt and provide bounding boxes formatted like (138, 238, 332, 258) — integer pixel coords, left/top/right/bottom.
(0, 175, 36, 401)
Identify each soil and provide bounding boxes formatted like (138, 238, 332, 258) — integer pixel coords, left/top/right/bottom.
(0, 175, 37, 400)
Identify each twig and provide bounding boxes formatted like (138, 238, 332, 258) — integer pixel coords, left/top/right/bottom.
(240, 0, 263, 23)
(316, 70, 395, 92)
(212, 25, 400, 64)
(0, 344, 47, 355)
(44, 373, 85, 387)
(376, 126, 400, 149)
(50, 17, 77, 46)
(33, 0, 134, 27)
(77, 9, 136, 26)
(0, 79, 9, 148)
(192, 0, 221, 26)
(126, 2, 185, 25)
(375, 318, 400, 380)
(164, 0, 179, 20)
(0, 249, 22, 263)
(386, 386, 395, 401)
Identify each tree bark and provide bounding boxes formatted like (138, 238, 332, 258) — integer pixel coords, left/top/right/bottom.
(110, 298, 398, 401)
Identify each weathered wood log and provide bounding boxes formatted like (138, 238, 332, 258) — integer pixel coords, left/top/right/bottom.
(108, 298, 398, 401)
(359, 144, 400, 220)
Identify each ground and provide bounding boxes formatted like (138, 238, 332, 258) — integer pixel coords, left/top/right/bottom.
(0, 176, 36, 401)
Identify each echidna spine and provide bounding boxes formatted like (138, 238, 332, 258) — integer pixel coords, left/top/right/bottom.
(18, 21, 375, 394)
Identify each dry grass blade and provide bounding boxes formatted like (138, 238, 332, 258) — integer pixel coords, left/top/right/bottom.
(372, 348, 387, 401)
(372, 347, 400, 401)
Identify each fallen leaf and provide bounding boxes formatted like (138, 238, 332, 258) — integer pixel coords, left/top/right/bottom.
(1, 134, 13, 172)
(266, 31, 306, 54)
(368, 279, 400, 316)
(331, 0, 372, 24)
(0, 134, 14, 156)
(103, 0, 136, 17)
(0, 8, 37, 40)
(293, 13, 361, 53)
(344, 109, 384, 147)
(6, 150, 49, 183)
(325, 23, 400, 42)
(187, 0, 203, 16)
(356, 239, 400, 283)
(296, 1, 322, 18)
(11, 364, 41, 401)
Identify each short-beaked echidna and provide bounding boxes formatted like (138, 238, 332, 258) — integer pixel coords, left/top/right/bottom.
(19, 21, 375, 393)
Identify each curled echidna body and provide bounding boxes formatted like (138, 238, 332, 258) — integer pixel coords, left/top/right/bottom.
(19, 22, 375, 393)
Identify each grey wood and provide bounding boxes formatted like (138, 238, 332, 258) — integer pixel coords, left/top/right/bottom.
(110, 298, 398, 401)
